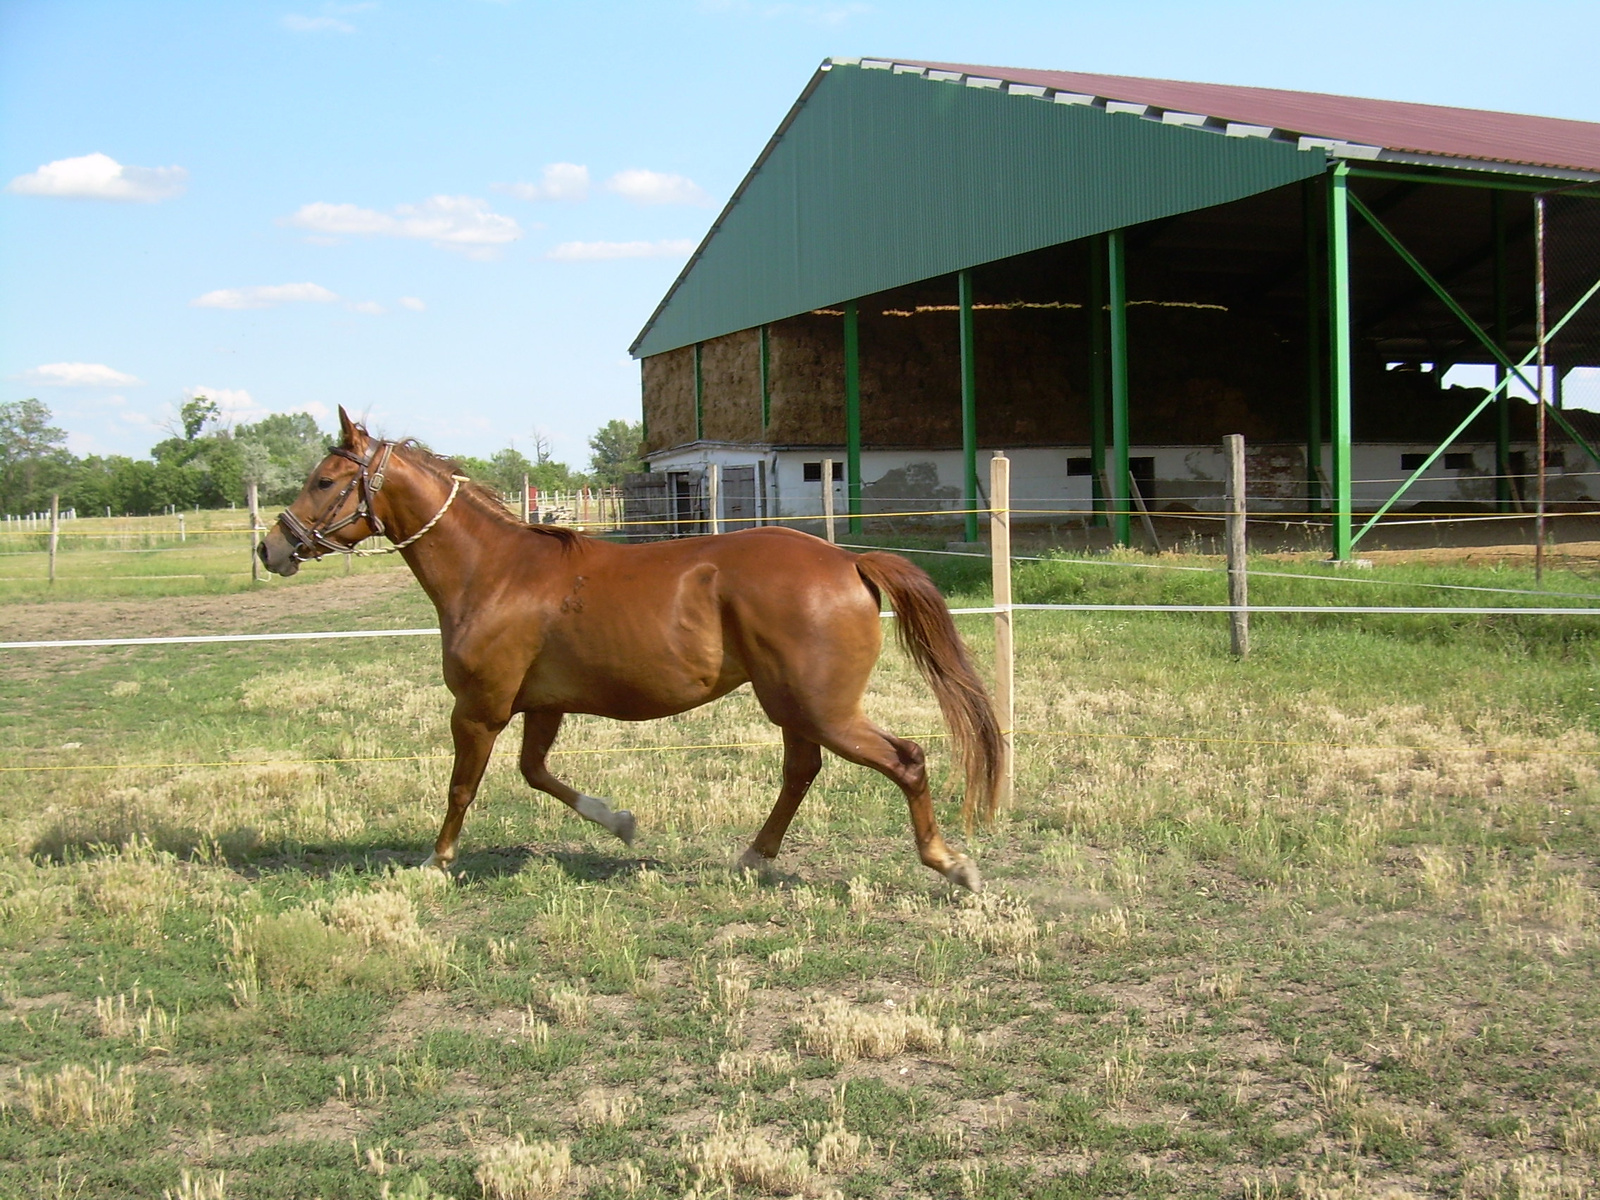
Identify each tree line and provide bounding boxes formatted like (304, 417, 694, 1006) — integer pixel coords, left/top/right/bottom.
(0, 397, 644, 517)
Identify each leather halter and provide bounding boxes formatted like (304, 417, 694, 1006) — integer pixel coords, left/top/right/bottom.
(275, 439, 398, 562)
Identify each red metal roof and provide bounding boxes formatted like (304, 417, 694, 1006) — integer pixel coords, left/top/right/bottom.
(898, 60, 1600, 176)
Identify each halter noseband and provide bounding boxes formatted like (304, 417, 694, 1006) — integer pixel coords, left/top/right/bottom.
(274, 439, 398, 562)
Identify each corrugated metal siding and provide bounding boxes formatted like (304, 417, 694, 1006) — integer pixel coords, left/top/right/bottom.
(631, 64, 1326, 358)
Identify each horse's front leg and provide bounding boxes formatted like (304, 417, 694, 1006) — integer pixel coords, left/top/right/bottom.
(422, 704, 507, 872)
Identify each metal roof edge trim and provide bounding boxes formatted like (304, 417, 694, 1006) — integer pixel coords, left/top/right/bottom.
(1374, 148, 1600, 185)
(628, 59, 836, 358)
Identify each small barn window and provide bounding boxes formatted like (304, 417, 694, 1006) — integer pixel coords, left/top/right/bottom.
(1066, 457, 1093, 476)
(1442, 452, 1474, 470)
(802, 461, 844, 482)
(1400, 453, 1429, 470)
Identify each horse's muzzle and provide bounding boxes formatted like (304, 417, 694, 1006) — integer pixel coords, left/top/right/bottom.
(258, 526, 300, 576)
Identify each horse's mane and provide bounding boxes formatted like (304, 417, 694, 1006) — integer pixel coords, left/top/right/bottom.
(392, 439, 585, 548)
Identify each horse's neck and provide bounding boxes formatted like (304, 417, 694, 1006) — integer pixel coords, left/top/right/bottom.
(385, 474, 516, 622)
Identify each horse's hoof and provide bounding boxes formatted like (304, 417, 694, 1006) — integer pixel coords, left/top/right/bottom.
(419, 853, 451, 874)
(736, 847, 772, 874)
(613, 810, 637, 847)
(942, 856, 982, 893)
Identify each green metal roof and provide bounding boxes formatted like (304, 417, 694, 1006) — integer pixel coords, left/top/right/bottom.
(631, 60, 1328, 359)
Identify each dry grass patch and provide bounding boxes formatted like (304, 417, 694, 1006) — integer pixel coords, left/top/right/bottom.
(947, 888, 1041, 955)
(683, 1118, 814, 1197)
(716, 1048, 796, 1083)
(163, 1170, 228, 1200)
(475, 1135, 571, 1200)
(799, 994, 953, 1063)
(8, 1060, 136, 1130)
(222, 886, 455, 1001)
(95, 985, 180, 1054)
(576, 1086, 639, 1128)
(1459, 1156, 1594, 1200)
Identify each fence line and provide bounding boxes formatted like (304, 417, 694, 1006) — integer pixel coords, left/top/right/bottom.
(6, 596, 1597, 653)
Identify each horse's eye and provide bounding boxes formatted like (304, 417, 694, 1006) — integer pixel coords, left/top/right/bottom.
(317, 478, 334, 489)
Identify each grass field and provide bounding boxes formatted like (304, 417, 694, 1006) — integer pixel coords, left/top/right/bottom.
(0, 535, 1598, 1199)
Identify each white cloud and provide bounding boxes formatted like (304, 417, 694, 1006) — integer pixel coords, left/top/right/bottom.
(183, 387, 329, 428)
(496, 163, 590, 202)
(398, 296, 426, 311)
(6, 152, 187, 202)
(546, 238, 697, 261)
(284, 195, 522, 256)
(348, 300, 385, 314)
(184, 386, 264, 425)
(16, 362, 142, 388)
(191, 283, 340, 310)
(604, 168, 712, 207)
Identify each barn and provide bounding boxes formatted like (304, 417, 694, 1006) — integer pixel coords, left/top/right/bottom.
(628, 58, 1600, 557)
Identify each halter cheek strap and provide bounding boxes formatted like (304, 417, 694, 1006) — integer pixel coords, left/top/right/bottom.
(274, 440, 463, 562)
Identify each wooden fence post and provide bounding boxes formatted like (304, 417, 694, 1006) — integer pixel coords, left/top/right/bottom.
(707, 463, 721, 535)
(248, 481, 262, 582)
(48, 494, 59, 586)
(822, 458, 836, 544)
(522, 474, 531, 523)
(989, 453, 1014, 812)
(1224, 434, 1249, 657)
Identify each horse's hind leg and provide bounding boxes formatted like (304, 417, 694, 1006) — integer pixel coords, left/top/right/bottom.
(519, 711, 636, 846)
(817, 715, 980, 892)
(737, 729, 822, 872)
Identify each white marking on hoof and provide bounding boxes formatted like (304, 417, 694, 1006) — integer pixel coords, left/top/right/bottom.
(611, 809, 636, 847)
(941, 856, 982, 893)
(737, 847, 772, 873)
(419, 852, 451, 874)
(575, 794, 635, 844)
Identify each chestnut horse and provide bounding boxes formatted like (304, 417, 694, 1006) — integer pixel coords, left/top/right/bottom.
(259, 409, 1001, 890)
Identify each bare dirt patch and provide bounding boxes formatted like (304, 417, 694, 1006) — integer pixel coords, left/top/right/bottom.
(0, 566, 416, 642)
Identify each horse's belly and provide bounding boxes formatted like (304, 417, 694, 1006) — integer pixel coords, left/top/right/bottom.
(520, 660, 746, 720)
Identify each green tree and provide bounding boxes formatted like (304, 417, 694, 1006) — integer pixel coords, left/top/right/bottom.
(588, 419, 644, 486)
(234, 411, 328, 503)
(181, 395, 219, 440)
(0, 398, 73, 514)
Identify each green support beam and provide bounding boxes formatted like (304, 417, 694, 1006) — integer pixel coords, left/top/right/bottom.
(693, 342, 704, 441)
(1328, 164, 1354, 560)
(1107, 230, 1131, 548)
(959, 270, 979, 543)
(843, 300, 862, 535)
(759, 324, 771, 430)
(1089, 235, 1108, 527)
(1303, 177, 1324, 515)
(1493, 193, 1511, 512)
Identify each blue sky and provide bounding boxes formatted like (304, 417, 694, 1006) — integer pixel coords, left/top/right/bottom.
(4, 1, 1599, 466)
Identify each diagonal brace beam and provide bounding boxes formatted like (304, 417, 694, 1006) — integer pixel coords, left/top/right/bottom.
(1352, 273, 1600, 548)
(1347, 192, 1541, 397)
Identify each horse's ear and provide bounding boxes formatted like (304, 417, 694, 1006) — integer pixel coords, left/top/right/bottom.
(337, 405, 362, 448)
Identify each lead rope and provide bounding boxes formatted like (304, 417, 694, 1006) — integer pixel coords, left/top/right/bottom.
(349, 474, 470, 557)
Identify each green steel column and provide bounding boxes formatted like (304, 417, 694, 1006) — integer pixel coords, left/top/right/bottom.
(693, 342, 704, 441)
(1108, 229, 1131, 548)
(959, 270, 979, 543)
(1328, 164, 1354, 560)
(1089, 235, 1108, 528)
(844, 300, 863, 535)
(759, 325, 771, 430)
(1493, 192, 1511, 511)
(1304, 178, 1324, 515)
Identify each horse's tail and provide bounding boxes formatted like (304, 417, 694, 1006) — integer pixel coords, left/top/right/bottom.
(854, 551, 1003, 832)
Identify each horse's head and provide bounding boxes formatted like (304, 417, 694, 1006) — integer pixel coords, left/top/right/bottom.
(259, 406, 392, 576)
